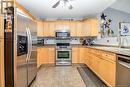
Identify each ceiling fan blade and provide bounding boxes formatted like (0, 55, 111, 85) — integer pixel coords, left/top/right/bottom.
(68, 4, 73, 9)
(52, 1, 60, 8)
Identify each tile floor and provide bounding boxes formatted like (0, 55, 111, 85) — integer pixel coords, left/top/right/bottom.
(31, 66, 86, 87)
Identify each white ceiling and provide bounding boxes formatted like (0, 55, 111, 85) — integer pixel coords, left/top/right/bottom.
(110, 0, 130, 14)
(16, 0, 116, 19)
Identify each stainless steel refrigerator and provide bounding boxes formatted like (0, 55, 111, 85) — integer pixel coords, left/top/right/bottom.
(16, 12, 37, 87)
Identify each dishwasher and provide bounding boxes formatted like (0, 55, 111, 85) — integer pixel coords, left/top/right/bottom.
(116, 55, 130, 87)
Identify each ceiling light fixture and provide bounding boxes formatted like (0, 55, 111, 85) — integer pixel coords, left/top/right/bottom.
(52, 0, 74, 10)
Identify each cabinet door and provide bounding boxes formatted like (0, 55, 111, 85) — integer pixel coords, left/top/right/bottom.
(79, 48, 85, 63)
(84, 48, 89, 65)
(0, 15, 4, 39)
(76, 22, 83, 36)
(37, 48, 44, 67)
(48, 48, 55, 64)
(49, 22, 55, 37)
(89, 53, 95, 70)
(99, 59, 116, 87)
(62, 21, 70, 28)
(37, 21, 44, 37)
(70, 21, 77, 36)
(0, 39, 4, 87)
(90, 19, 98, 36)
(72, 48, 79, 63)
(55, 21, 65, 30)
(83, 20, 91, 36)
(93, 57, 101, 75)
(43, 22, 50, 37)
(37, 48, 49, 65)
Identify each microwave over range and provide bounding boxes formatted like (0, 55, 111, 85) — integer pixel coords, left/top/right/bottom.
(55, 30, 70, 39)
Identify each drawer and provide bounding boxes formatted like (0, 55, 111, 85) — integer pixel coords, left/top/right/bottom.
(101, 51, 116, 62)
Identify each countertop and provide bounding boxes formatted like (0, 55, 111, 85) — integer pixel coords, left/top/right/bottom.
(37, 44, 130, 56)
(37, 44, 55, 48)
(86, 46, 130, 57)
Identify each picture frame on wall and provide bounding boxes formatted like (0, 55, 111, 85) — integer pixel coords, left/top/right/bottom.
(119, 22, 130, 36)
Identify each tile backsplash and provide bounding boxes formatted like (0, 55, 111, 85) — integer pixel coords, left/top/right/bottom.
(44, 37, 81, 45)
(94, 36, 130, 47)
(94, 37, 118, 46)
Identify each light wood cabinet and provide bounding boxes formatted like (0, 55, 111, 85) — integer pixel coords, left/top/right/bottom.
(72, 47, 79, 63)
(0, 39, 4, 87)
(83, 20, 91, 36)
(49, 22, 55, 37)
(72, 47, 85, 64)
(99, 58, 116, 87)
(83, 19, 98, 36)
(84, 48, 89, 65)
(48, 48, 55, 63)
(90, 19, 98, 36)
(37, 21, 44, 37)
(79, 47, 85, 63)
(43, 22, 50, 37)
(85, 48, 116, 87)
(76, 22, 83, 36)
(0, 15, 4, 39)
(0, 15, 4, 87)
(41, 19, 98, 37)
(70, 21, 77, 36)
(37, 47, 55, 67)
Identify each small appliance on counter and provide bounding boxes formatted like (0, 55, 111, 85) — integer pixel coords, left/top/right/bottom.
(81, 38, 95, 46)
(37, 37, 44, 46)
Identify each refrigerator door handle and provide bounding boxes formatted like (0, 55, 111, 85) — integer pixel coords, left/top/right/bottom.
(26, 28, 30, 61)
(27, 28, 32, 60)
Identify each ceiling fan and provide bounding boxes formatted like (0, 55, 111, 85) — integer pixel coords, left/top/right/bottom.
(52, 0, 74, 10)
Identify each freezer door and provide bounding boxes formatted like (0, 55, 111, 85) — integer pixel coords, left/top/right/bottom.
(27, 50, 37, 85)
(17, 14, 29, 87)
(17, 55, 28, 87)
(27, 20, 37, 85)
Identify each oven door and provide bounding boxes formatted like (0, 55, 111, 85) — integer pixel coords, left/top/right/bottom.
(56, 49, 71, 60)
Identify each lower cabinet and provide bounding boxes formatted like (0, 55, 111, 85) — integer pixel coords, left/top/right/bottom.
(99, 58, 116, 87)
(37, 47, 55, 67)
(79, 47, 85, 63)
(72, 47, 85, 64)
(72, 47, 79, 63)
(85, 48, 116, 87)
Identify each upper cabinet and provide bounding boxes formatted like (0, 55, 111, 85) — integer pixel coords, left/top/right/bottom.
(43, 21, 50, 37)
(90, 19, 98, 36)
(83, 19, 98, 36)
(0, 15, 4, 39)
(76, 21, 83, 36)
(49, 22, 55, 36)
(37, 19, 98, 37)
(55, 21, 70, 31)
(43, 21, 56, 37)
(70, 21, 77, 36)
(37, 21, 44, 37)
